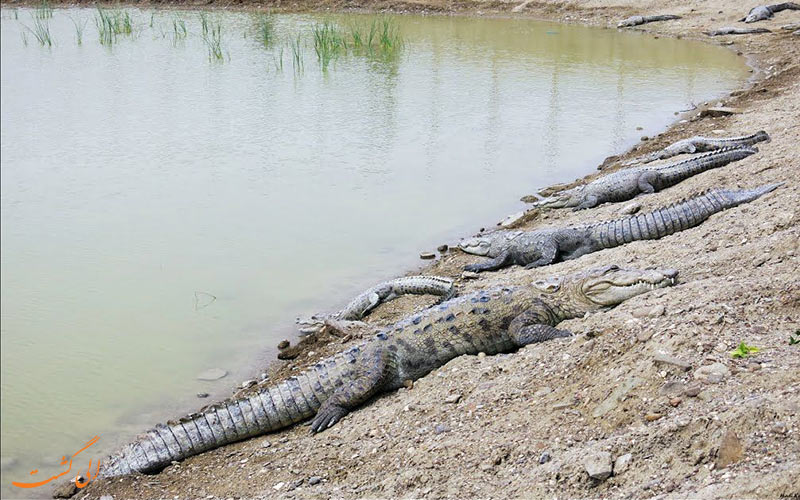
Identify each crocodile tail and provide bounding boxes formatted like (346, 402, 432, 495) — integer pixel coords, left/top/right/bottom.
(588, 183, 783, 249)
(100, 369, 333, 477)
(657, 147, 757, 187)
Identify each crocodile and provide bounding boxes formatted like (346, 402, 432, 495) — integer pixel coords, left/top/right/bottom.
(617, 14, 682, 28)
(534, 146, 758, 211)
(98, 265, 678, 478)
(706, 27, 772, 36)
(624, 131, 770, 166)
(296, 276, 455, 336)
(741, 2, 800, 22)
(461, 183, 782, 273)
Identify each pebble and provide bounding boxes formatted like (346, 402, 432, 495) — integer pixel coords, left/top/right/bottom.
(534, 387, 553, 397)
(637, 330, 654, 342)
(499, 211, 526, 227)
(99, 496, 114, 500)
(653, 352, 692, 371)
(52, 479, 78, 499)
(434, 424, 451, 434)
(196, 368, 228, 381)
(641, 136, 650, 141)
(614, 453, 633, 475)
(196, 392, 210, 398)
(619, 202, 641, 215)
(645, 413, 663, 422)
(633, 305, 665, 318)
(444, 393, 462, 404)
(274, 482, 285, 490)
(403, 379, 414, 389)
(694, 363, 730, 384)
(539, 452, 551, 464)
(716, 430, 743, 468)
(437, 244, 449, 253)
(308, 476, 322, 485)
(684, 384, 703, 397)
(420, 252, 436, 260)
(277, 340, 290, 349)
(583, 451, 613, 480)
(462, 271, 480, 279)
(669, 397, 682, 407)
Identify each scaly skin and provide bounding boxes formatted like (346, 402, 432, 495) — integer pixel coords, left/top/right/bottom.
(461, 183, 782, 273)
(741, 2, 800, 22)
(617, 15, 681, 28)
(536, 147, 758, 211)
(99, 266, 677, 478)
(296, 276, 455, 335)
(707, 27, 772, 36)
(625, 131, 770, 166)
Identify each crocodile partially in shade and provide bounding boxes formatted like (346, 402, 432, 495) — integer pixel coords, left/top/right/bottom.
(741, 2, 800, 22)
(296, 276, 455, 336)
(461, 183, 782, 273)
(625, 131, 770, 166)
(98, 265, 677, 477)
(535, 147, 758, 210)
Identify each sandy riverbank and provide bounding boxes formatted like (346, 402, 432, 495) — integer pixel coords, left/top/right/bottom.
(11, 0, 797, 497)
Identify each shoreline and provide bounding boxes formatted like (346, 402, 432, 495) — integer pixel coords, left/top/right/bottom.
(3, 0, 797, 498)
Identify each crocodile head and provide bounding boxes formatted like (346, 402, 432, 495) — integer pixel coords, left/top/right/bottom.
(534, 187, 583, 209)
(459, 230, 523, 257)
(533, 265, 678, 307)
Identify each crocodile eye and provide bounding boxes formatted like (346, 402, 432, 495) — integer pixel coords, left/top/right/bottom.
(533, 278, 561, 292)
(603, 265, 620, 274)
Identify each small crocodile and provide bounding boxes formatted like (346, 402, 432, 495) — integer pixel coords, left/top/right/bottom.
(617, 15, 681, 28)
(296, 276, 455, 336)
(741, 2, 800, 22)
(625, 131, 770, 166)
(706, 26, 772, 36)
(534, 147, 758, 211)
(98, 265, 678, 477)
(461, 183, 782, 273)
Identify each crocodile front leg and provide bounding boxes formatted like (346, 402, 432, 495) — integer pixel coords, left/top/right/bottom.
(573, 194, 599, 211)
(464, 249, 513, 273)
(310, 348, 397, 433)
(508, 309, 572, 346)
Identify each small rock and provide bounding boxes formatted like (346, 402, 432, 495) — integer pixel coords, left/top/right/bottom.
(716, 430, 743, 468)
(701, 107, 742, 117)
(197, 368, 228, 381)
(99, 496, 114, 500)
(420, 252, 436, 260)
(437, 244, 449, 253)
(444, 393, 462, 404)
(553, 401, 576, 410)
(500, 211, 526, 228)
(539, 452, 551, 464)
(477, 352, 486, 358)
(403, 379, 414, 389)
(241, 379, 257, 389)
(771, 422, 788, 434)
(633, 305, 665, 319)
(641, 136, 649, 141)
(462, 271, 480, 280)
(747, 362, 761, 372)
(659, 381, 685, 395)
(308, 476, 322, 485)
(653, 352, 692, 371)
(684, 384, 703, 397)
(262, 441, 272, 448)
(636, 126, 643, 130)
(196, 392, 210, 398)
(645, 413, 663, 422)
(277, 340, 290, 350)
(637, 330, 654, 342)
(434, 424, 450, 434)
(669, 397, 682, 407)
(584, 451, 613, 481)
(694, 363, 730, 384)
(52, 479, 79, 499)
(534, 387, 553, 397)
(274, 482, 285, 490)
(614, 453, 633, 475)
(697, 390, 713, 401)
(619, 202, 641, 215)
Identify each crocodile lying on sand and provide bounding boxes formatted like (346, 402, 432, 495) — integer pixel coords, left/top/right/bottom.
(625, 131, 770, 166)
(617, 14, 681, 28)
(741, 2, 800, 22)
(706, 27, 772, 36)
(534, 147, 758, 210)
(98, 265, 677, 477)
(461, 183, 782, 273)
(296, 276, 455, 336)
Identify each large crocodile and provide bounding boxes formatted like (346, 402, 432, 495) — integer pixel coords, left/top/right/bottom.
(535, 147, 758, 211)
(461, 183, 782, 273)
(741, 2, 800, 22)
(617, 14, 681, 28)
(296, 276, 455, 336)
(625, 131, 770, 166)
(98, 265, 677, 477)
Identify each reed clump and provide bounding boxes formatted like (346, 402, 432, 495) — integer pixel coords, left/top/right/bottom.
(95, 8, 134, 45)
(24, 15, 53, 46)
(254, 13, 274, 48)
(202, 21, 225, 62)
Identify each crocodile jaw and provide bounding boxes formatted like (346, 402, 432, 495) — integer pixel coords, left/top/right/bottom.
(579, 266, 678, 306)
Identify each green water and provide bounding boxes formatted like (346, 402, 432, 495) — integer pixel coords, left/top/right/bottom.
(0, 7, 747, 496)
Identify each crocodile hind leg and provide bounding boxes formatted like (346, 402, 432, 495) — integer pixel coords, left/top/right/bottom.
(310, 349, 396, 433)
(636, 170, 659, 195)
(508, 310, 572, 346)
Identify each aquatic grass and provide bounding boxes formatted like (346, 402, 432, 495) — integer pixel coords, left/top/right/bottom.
(199, 11, 209, 36)
(171, 17, 187, 45)
(70, 15, 87, 45)
(149, 12, 155, 28)
(350, 16, 402, 59)
(21, 30, 28, 46)
(24, 15, 53, 47)
(312, 21, 347, 70)
(35, 0, 53, 19)
(95, 8, 135, 45)
(289, 35, 304, 74)
(254, 13, 274, 48)
(202, 22, 225, 62)
(273, 47, 284, 72)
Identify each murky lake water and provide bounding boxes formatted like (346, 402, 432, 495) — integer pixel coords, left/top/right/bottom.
(1, 7, 746, 494)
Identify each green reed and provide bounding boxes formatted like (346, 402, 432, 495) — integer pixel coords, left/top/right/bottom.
(349, 16, 402, 58)
(199, 11, 209, 36)
(254, 13, 274, 48)
(24, 15, 53, 46)
(202, 22, 224, 62)
(35, 0, 53, 19)
(312, 21, 347, 70)
(289, 35, 304, 73)
(95, 8, 134, 45)
(70, 15, 87, 45)
(172, 17, 187, 44)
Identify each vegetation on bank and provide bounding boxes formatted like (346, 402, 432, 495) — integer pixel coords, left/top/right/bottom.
(5, 2, 404, 71)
